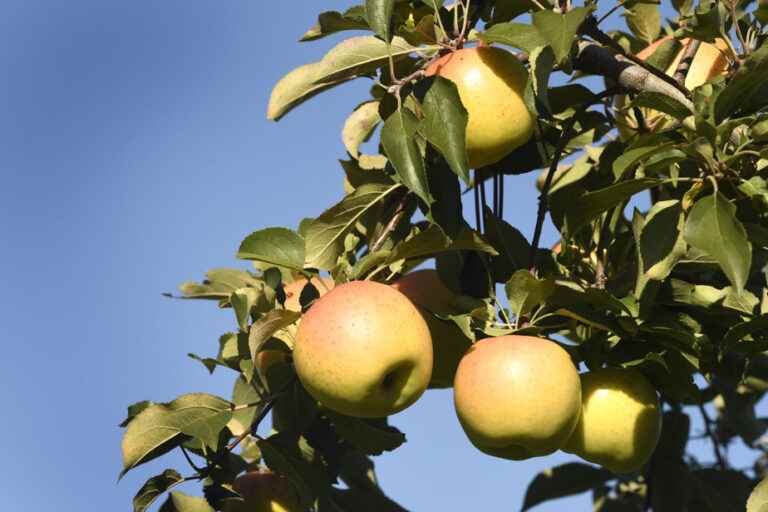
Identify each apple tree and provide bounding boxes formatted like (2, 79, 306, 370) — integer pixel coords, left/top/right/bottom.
(119, 1, 768, 510)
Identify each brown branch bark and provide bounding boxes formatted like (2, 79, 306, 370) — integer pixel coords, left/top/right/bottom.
(573, 41, 694, 112)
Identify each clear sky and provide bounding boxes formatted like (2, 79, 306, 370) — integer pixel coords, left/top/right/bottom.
(0, 1, 759, 511)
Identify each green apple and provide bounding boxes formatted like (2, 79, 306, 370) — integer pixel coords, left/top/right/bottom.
(391, 269, 472, 388)
(293, 281, 433, 418)
(564, 367, 662, 473)
(425, 46, 534, 169)
(453, 335, 581, 459)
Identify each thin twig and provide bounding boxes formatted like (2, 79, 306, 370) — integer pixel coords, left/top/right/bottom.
(226, 398, 278, 452)
(180, 446, 203, 473)
(492, 172, 499, 216)
(698, 403, 727, 470)
(479, 173, 488, 233)
(597, 0, 625, 26)
(473, 172, 483, 232)
(673, 39, 701, 87)
(499, 173, 505, 219)
(370, 193, 412, 253)
(528, 88, 624, 271)
(729, 1, 749, 57)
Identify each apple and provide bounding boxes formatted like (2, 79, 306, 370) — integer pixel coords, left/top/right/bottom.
(224, 470, 301, 512)
(293, 281, 433, 418)
(425, 46, 534, 169)
(564, 367, 662, 474)
(748, 475, 768, 512)
(283, 276, 334, 312)
(615, 35, 733, 138)
(453, 335, 582, 459)
(391, 269, 472, 388)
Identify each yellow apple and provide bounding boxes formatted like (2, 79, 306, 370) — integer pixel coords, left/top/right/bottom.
(453, 335, 582, 459)
(425, 46, 534, 169)
(223, 470, 301, 512)
(293, 281, 433, 418)
(747, 475, 768, 512)
(283, 276, 334, 312)
(615, 35, 733, 138)
(391, 269, 472, 388)
(564, 367, 662, 474)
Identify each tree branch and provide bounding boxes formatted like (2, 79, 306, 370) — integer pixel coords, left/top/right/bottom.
(578, 16, 693, 102)
(528, 88, 624, 271)
(698, 403, 727, 470)
(573, 41, 694, 112)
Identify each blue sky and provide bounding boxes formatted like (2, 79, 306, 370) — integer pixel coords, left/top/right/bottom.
(0, 1, 759, 511)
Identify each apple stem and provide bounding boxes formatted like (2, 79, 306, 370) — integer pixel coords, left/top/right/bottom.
(370, 192, 413, 253)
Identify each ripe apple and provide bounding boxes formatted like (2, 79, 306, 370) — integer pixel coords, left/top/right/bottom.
(615, 35, 733, 138)
(425, 46, 534, 169)
(391, 269, 472, 388)
(564, 367, 662, 474)
(224, 470, 301, 512)
(748, 475, 768, 512)
(293, 281, 433, 418)
(453, 335, 582, 459)
(283, 276, 334, 312)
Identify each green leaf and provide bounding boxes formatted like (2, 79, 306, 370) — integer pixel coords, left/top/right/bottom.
(506, 270, 555, 319)
(483, 207, 531, 283)
(425, 156, 463, 237)
(479, 22, 547, 54)
(267, 62, 354, 121)
(419, 77, 470, 183)
(177, 268, 263, 300)
(301, 9, 370, 42)
(365, 0, 396, 42)
(237, 228, 305, 271)
(329, 413, 406, 455)
(121, 394, 233, 477)
(120, 400, 156, 428)
(639, 200, 686, 281)
(133, 469, 184, 512)
(330, 487, 409, 512)
(304, 183, 402, 269)
(612, 144, 672, 179)
(315, 36, 423, 83)
(683, 192, 752, 293)
(532, 7, 592, 65)
(158, 492, 215, 512)
(230, 288, 258, 331)
(248, 310, 301, 369)
(633, 91, 693, 120)
(343, 101, 381, 159)
(724, 315, 768, 347)
(557, 178, 661, 234)
(747, 475, 768, 512)
(715, 43, 768, 122)
(257, 435, 329, 508)
(624, 2, 661, 44)
(228, 376, 262, 436)
(385, 224, 497, 264)
(525, 45, 555, 116)
(522, 462, 614, 511)
(382, 109, 432, 204)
